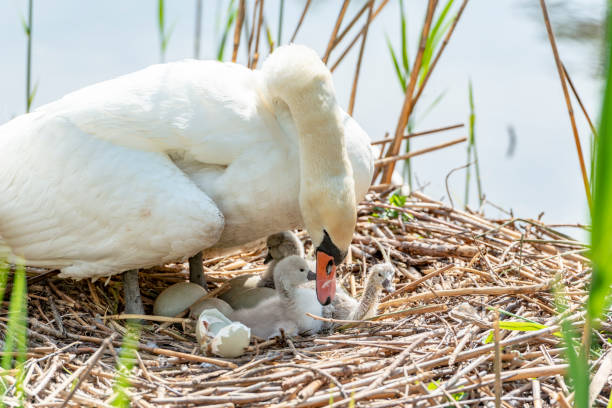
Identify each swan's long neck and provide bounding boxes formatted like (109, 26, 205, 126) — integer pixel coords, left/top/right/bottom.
(262, 45, 356, 250)
(352, 277, 381, 321)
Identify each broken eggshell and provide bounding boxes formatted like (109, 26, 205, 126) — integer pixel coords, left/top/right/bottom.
(196, 308, 251, 358)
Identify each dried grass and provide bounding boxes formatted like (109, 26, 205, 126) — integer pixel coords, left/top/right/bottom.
(1, 187, 601, 407)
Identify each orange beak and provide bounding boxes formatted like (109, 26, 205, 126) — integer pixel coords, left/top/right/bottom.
(315, 251, 336, 306)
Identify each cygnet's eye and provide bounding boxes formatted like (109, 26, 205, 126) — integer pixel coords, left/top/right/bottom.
(300, 268, 305, 272)
(378, 272, 382, 277)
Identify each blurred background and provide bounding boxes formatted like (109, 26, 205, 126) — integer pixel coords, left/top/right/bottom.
(0, 0, 604, 239)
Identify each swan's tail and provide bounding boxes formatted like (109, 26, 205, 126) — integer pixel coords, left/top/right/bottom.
(261, 44, 336, 108)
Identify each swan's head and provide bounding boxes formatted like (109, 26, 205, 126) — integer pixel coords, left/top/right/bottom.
(273, 255, 316, 289)
(367, 263, 396, 293)
(301, 180, 357, 307)
(264, 231, 304, 264)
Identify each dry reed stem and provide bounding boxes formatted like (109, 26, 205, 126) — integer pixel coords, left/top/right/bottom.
(322, 0, 351, 64)
(247, 0, 259, 66)
(410, 0, 470, 121)
(563, 63, 598, 138)
(102, 314, 191, 323)
(329, 0, 390, 72)
(332, 1, 370, 49)
(380, 282, 551, 308)
(6, 187, 595, 406)
(381, 264, 454, 301)
(379, 0, 438, 184)
(539, 0, 592, 208)
(250, 0, 265, 69)
(374, 136, 466, 167)
(371, 123, 465, 145)
(289, 0, 312, 43)
(58, 333, 117, 408)
(232, 0, 245, 63)
(347, 0, 374, 115)
(493, 308, 502, 408)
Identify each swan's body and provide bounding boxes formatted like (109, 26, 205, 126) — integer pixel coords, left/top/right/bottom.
(0, 45, 373, 284)
(230, 256, 323, 338)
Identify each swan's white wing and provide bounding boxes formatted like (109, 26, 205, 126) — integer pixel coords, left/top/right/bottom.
(343, 112, 375, 202)
(37, 60, 280, 166)
(0, 114, 224, 279)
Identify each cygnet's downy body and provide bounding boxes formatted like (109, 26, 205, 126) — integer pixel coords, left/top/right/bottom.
(259, 230, 352, 321)
(219, 274, 275, 310)
(257, 231, 304, 288)
(230, 256, 323, 338)
(347, 263, 395, 320)
(218, 231, 303, 309)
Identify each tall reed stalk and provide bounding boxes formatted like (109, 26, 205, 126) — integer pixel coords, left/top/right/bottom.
(110, 322, 141, 408)
(0, 262, 28, 407)
(277, 0, 284, 46)
(557, 3, 612, 407)
(158, 0, 173, 63)
(464, 80, 482, 207)
(216, 0, 237, 61)
(24, 0, 34, 113)
(194, 0, 203, 59)
(382, 0, 463, 186)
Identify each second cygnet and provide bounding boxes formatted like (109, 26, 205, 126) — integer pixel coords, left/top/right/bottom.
(230, 255, 324, 338)
(257, 231, 304, 288)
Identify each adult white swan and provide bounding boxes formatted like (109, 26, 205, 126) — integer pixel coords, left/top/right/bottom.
(0, 45, 374, 313)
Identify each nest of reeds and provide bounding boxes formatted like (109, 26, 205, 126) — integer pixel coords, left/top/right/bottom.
(1, 186, 601, 407)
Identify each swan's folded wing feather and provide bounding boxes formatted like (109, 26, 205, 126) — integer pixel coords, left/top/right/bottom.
(37, 60, 279, 166)
(0, 115, 224, 278)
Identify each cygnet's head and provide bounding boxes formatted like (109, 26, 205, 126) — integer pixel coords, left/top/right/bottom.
(264, 231, 304, 264)
(367, 263, 395, 293)
(273, 255, 316, 289)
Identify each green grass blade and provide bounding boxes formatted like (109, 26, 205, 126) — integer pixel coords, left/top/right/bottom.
(158, 0, 165, 62)
(25, 0, 33, 113)
(588, 2, 612, 326)
(554, 283, 589, 408)
(415, 90, 447, 123)
(484, 321, 561, 343)
(386, 35, 406, 91)
(0, 262, 28, 405)
(216, 0, 237, 61)
(158, 0, 164, 36)
(0, 259, 8, 304)
(1, 263, 27, 371)
(420, 0, 454, 84)
(399, 0, 410, 72)
(466, 80, 483, 206)
(111, 322, 141, 408)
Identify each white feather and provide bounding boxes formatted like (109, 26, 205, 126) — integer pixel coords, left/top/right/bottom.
(0, 45, 373, 279)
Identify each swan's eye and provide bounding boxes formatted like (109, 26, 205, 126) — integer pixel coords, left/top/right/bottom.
(300, 268, 305, 272)
(378, 273, 382, 277)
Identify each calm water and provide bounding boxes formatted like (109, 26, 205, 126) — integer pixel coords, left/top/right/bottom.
(0, 0, 604, 240)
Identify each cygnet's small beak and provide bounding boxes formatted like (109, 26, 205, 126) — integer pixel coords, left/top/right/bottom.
(382, 279, 395, 293)
(307, 270, 316, 281)
(263, 252, 273, 264)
